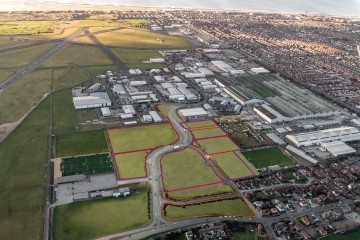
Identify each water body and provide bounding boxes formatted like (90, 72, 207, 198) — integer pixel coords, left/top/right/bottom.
(1, 0, 359, 17)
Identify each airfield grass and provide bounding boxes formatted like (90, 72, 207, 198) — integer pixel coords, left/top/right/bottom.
(86, 65, 117, 81)
(41, 44, 112, 68)
(76, 109, 98, 123)
(52, 89, 77, 134)
(0, 36, 38, 50)
(0, 98, 50, 240)
(164, 198, 255, 220)
(54, 191, 150, 240)
(0, 69, 14, 83)
(167, 183, 234, 201)
(115, 151, 149, 179)
(211, 152, 256, 179)
(185, 120, 216, 129)
(242, 147, 296, 168)
(196, 137, 239, 155)
(52, 67, 89, 90)
(108, 124, 177, 153)
(0, 21, 62, 35)
(72, 36, 96, 45)
(56, 130, 108, 157)
(62, 153, 113, 176)
(192, 127, 226, 139)
(161, 147, 221, 191)
(111, 48, 166, 69)
(0, 43, 56, 68)
(96, 28, 192, 49)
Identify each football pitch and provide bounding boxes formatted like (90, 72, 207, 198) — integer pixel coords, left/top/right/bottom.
(243, 147, 297, 168)
(61, 154, 113, 176)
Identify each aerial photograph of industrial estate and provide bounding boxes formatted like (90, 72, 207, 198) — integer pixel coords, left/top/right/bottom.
(0, 1, 359, 240)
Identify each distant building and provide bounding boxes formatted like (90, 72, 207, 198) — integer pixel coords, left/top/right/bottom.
(149, 111, 162, 123)
(113, 187, 130, 197)
(101, 107, 111, 117)
(112, 84, 126, 95)
(122, 105, 136, 115)
(178, 107, 209, 121)
(88, 83, 101, 92)
(73, 92, 112, 109)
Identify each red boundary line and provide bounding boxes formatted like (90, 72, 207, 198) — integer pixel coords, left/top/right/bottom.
(114, 148, 154, 155)
(114, 149, 150, 180)
(165, 181, 224, 193)
(195, 134, 228, 141)
(209, 150, 237, 156)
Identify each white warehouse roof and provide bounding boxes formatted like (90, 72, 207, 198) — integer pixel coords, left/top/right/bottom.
(113, 84, 126, 95)
(122, 105, 136, 114)
(73, 92, 111, 109)
(251, 67, 270, 74)
(320, 141, 356, 157)
(179, 108, 208, 117)
(286, 126, 360, 147)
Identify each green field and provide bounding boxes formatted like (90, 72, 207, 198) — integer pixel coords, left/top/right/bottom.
(164, 198, 254, 220)
(243, 147, 296, 168)
(0, 21, 60, 35)
(185, 120, 216, 129)
(196, 137, 239, 155)
(53, 89, 77, 134)
(96, 28, 192, 49)
(161, 147, 221, 191)
(108, 124, 177, 153)
(167, 183, 234, 200)
(111, 48, 165, 69)
(211, 152, 258, 179)
(192, 127, 226, 139)
(0, 69, 14, 83)
(0, 36, 39, 50)
(62, 154, 113, 176)
(323, 228, 360, 240)
(0, 98, 50, 240)
(0, 43, 55, 68)
(52, 67, 89, 90)
(115, 151, 149, 179)
(41, 44, 112, 68)
(56, 130, 108, 157)
(54, 191, 150, 240)
(233, 232, 256, 240)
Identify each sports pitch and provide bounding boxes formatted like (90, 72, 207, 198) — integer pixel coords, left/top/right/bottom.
(114, 150, 149, 179)
(163, 197, 255, 220)
(243, 147, 296, 168)
(107, 123, 177, 153)
(61, 154, 113, 176)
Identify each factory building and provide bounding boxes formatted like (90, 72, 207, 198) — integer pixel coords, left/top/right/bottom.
(251, 67, 270, 74)
(129, 69, 142, 76)
(150, 58, 165, 63)
(130, 81, 147, 87)
(73, 92, 112, 109)
(101, 107, 111, 117)
(149, 111, 162, 123)
(320, 141, 356, 157)
(88, 83, 102, 92)
(112, 84, 126, 95)
(286, 126, 360, 147)
(178, 108, 209, 121)
(122, 105, 136, 115)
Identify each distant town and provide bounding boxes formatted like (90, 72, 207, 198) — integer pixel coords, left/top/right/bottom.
(0, 9, 359, 240)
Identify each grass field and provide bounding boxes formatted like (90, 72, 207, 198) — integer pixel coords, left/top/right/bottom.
(0, 36, 38, 50)
(167, 183, 234, 200)
(196, 137, 239, 155)
(323, 228, 360, 240)
(96, 28, 192, 49)
(243, 147, 296, 168)
(52, 68, 89, 90)
(161, 147, 221, 191)
(211, 152, 258, 179)
(0, 21, 60, 35)
(56, 130, 108, 157)
(0, 98, 50, 240)
(0, 43, 55, 68)
(111, 48, 165, 69)
(164, 197, 254, 220)
(184, 120, 216, 129)
(0, 69, 52, 125)
(53, 89, 77, 134)
(233, 232, 256, 240)
(62, 153, 113, 176)
(108, 124, 177, 153)
(54, 191, 150, 240)
(41, 44, 112, 68)
(192, 127, 226, 139)
(0, 69, 14, 83)
(115, 151, 149, 179)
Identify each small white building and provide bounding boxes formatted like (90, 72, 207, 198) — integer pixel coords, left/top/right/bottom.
(150, 58, 165, 63)
(101, 107, 111, 117)
(149, 111, 162, 123)
(143, 115, 153, 123)
(122, 105, 136, 115)
(113, 187, 130, 197)
(251, 67, 270, 74)
(129, 69, 142, 76)
(112, 84, 126, 95)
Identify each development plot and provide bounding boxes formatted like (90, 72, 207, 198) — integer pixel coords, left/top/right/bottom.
(163, 197, 255, 220)
(196, 136, 239, 155)
(161, 147, 223, 191)
(184, 120, 217, 129)
(56, 130, 108, 157)
(61, 154, 113, 176)
(243, 147, 297, 168)
(54, 191, 150, 240)
(114, 150, 149, 179)
(211, 151, 258, 179)
(107, 123, 177, 153)
(191, 127, 226, 139)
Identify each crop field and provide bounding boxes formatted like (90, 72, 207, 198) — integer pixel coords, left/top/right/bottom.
(111, 48, 165, 69)
(163, 197, 255, 220)
(211, 151, 258, 179)
(107, 123, 177, 153)
(191, 127, 226, 139)
(0, 98, 50, 240)
(242, 147, 296, 168)
(0, 43, 56, 68)
(41, 44, 112, 68)
(166, 183, 234, 200)
(114, 150, 149, 179)
(56, 130, 108, 157)
(61, 153, 113, 176)
(54, 191, 150, 240)
(196, 137, 239, 155)
(96, 28, 192, 49)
